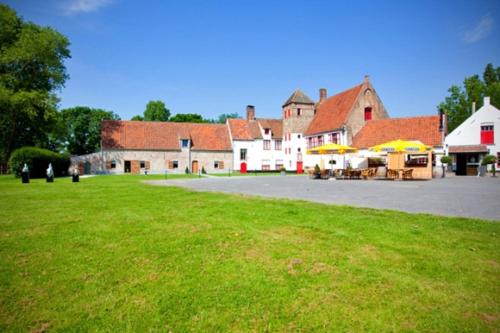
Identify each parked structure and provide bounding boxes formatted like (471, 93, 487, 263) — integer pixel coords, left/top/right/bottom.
(445, 97, 499, 175)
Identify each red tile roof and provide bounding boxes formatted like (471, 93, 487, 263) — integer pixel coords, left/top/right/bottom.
(352, 116, 442, 148)
(448, 145, 488, 153)
(257, 118, 283, 139)
(228, 118, 282, 140)
(305, 83, 363, 135)
(101, 120, 232, 151)
(228, 119, 253, 140)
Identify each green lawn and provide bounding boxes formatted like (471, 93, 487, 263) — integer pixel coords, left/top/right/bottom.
(0, 175, 498, 332)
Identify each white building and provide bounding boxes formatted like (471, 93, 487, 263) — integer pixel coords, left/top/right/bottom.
(228, 106, 284, 172)
(445, 97, 499, 175)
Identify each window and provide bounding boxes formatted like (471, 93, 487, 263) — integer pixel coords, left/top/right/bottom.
(167, 160, 179, 169)
(264, 128, 270, 135)
(298, 148, 301, 152)
(181, 139, 189, 148)
(317, 135, 324, 146)
(140, 161, 145, 168)
(240, 148, 247, 161)
(497, 153, 500, 168)
(364, 107, 372, 121)
(262, 160, 270, 171)
(328, 133, 339, 144)
(274, 140, 282, 150)
(214, 161, 224, 169)
(307, 137, 313, 148)
(405, 155, 428, 167)
(480, 124, 494, 144)
(298, 134, 301, 139)
(263, 140, 271, 150)
(275, 160, 284, 170)
(297, 108, 301, 116)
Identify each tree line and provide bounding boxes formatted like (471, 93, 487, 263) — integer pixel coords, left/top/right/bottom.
(438, 63, 500, 133)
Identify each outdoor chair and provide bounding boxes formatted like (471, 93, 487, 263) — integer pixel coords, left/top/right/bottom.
(369, 168, 377, 178)
(351, 170, 362, 179)
(402, 168, 414, 180)
(334, 169, 345, 179)
(387, 169, 399, 180)
(361, 169, 370, 179)
(320, 169, 330, 179)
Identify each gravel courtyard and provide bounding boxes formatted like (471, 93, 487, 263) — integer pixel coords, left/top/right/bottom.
(147, 175, 500, 221)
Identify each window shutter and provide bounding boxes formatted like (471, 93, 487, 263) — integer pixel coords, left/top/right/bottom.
(167, 160, 173, 169)
(219, 161, 224, 169)
(106, 161, 112, 169)
(145, 161, 150, 169)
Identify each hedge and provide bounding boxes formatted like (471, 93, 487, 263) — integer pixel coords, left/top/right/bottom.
(8, 147, 70, 178)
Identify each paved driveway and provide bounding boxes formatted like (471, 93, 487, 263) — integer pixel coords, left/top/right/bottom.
(146, 176, 500, 221)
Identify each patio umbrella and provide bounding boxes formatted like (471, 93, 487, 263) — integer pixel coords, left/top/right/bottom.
(307, 143, 358, 169)
(369, 140, 432, 170)
(369, 140, 431, 153)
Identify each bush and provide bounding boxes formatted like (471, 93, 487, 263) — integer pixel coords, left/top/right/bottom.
(185, 166, 190, 174)
(481, 154, 496, 166)
(8, 147, 70, 178)
(201, 166, 206, 174)
(314, 164, 321, 174)
(440, 156, 452, 164)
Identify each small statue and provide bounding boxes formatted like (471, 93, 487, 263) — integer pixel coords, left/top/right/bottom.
(46, 163, 54, 182)
(21, 163, 29, 183)
(72, 166, 79, 182)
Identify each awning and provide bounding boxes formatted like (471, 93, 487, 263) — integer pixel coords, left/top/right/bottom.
(448, 145, 489, 153)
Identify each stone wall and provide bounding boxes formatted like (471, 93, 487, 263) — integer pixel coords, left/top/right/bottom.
(283, 103, 315, 135)
(345, 83, 389, 145)
(71, 149, 233, 174)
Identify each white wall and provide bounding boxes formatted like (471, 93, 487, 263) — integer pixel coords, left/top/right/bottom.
(445, 97, 500, 169)
(233, 139, 285, 171)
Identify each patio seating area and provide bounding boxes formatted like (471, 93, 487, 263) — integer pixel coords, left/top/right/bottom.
(308, 167, 416, 181)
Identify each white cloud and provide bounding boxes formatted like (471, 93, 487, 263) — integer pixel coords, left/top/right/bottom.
(63, 0, 114, 16)
(463, 15, 494, 43)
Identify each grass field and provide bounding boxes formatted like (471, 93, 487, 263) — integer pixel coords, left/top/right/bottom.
(0, 174, 498, 332)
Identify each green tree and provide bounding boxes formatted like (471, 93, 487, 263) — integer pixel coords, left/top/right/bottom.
(438, 63, 500, 133)
(217, 113, 240, 124)
(131, 115, 144, 121)
(169, 113, 207, 123)
(0, 4, 70, 161)
(58, 107, 120, 155)
(143, 100, 170, 121)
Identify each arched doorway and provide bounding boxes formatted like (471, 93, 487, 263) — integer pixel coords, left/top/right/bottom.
(192, 160, 199, 174)
(240, 162, 247, 173)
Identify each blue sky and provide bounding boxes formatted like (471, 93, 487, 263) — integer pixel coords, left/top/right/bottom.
(5, 0, 500, 120)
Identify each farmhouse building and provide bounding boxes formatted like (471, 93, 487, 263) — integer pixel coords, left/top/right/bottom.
(445, 96, 499, 175)
(71, 76, 444, 175)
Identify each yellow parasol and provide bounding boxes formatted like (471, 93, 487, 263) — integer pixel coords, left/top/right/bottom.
(307, 143, 358, 169)
(369, 140, 431, 153)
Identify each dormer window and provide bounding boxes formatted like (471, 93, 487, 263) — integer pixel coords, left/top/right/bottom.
(181, 139, 189, 148)
(264, 128, 270, 135)
(364, 107, 372, 121)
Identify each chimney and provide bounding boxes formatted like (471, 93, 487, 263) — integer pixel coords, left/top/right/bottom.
(439, 108, 448, 136)
(472, 102, 476, 113)
(484, 96, 490, 106)
(319, 88, 327, 102)
(364, 75, 370, 83)
(246, 105, 256, 121)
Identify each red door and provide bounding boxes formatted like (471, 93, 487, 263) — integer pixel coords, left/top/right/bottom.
(296, 161, 303, 174)
(240, 162, 247, 173)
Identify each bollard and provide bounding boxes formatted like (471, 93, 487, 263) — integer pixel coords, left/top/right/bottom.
(46, 163, 54, 182)
(72, 174, 79, 182)
(21, 163, 29, 183)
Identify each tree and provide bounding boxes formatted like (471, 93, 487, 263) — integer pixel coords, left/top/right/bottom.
(58, 107, 120, 155)
(0, 4, 70, 162)
(144, 100, 170, 121)
(217, 113, 240, 124)
(131, 115, 143, 121)
(169, 113, 206, 123)
(438, 63, 500, 133)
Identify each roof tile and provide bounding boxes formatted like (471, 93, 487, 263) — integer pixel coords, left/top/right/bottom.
(352, 116, 442, 148)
